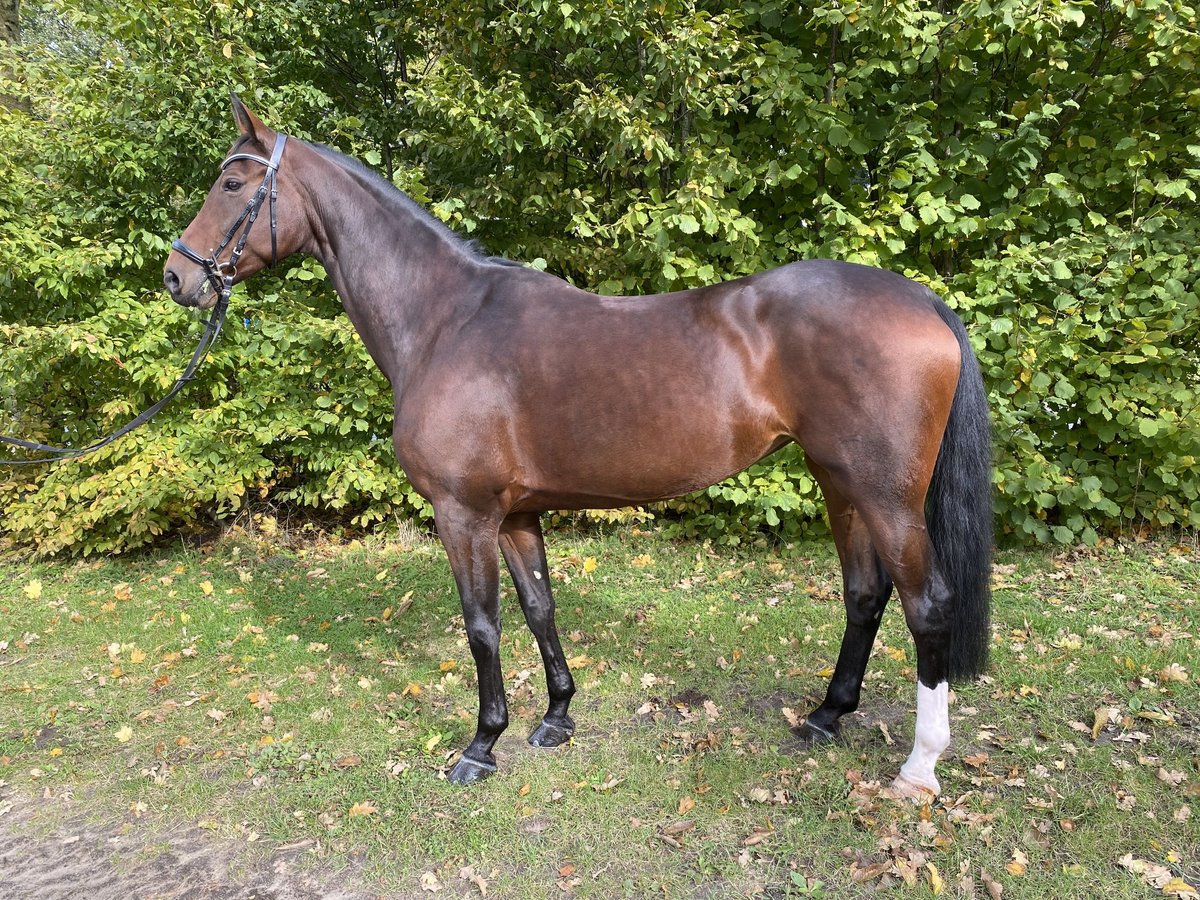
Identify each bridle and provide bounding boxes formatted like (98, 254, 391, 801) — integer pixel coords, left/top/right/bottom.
(171, 131, 288, 308)
(0, 133, 287, 465)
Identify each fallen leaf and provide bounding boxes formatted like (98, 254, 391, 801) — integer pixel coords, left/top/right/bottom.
(1118, 854, 1181, 891)
(582, 557, 597, 574)
(662, 820, 694, 836)
(1159, 663, 1190, 683)
(926, 862, 944, 895)
(114, 725, 133, 744)
(1005, 848, 1027, 877)
(439, 660, 458, 672)
(459, 865, 489, 897)
(129, 648, 147, 665)
(1163, 878, 1200, 898)
(347, 800, 377, 818)
(420, 871, 442, 893)
(980, 868, 1004, 899)
(742, 824, 774, 847)
(22, 580, 42, 600)
(199, 581, 214, 596)
(593, 773, 624, 792)
(678, 795, 695, 814)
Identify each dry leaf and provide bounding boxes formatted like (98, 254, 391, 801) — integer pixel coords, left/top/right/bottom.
(981, 868, 1004, 900)
(742, 824, 774, 847)
(593, 773, 624, 792)
(1005, 848, 1027, 877)
(199, 581, 214, 596)
(926, 862, 944, 895)
(114, 725, 133, 744)
(419, 871, 442, 893)
(459, 866, 489, 897)
(347, 800, 377, 818)
(582, 557, 597, 573)
(22, 580, 42, 600)
(1158, 663, 1190, 683)
(678, 795, 695, 815)
(1163, 878, 1200, 898)
(1118, 854, 1178, 891)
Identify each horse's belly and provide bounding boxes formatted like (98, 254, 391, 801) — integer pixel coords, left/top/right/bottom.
(514, 419, 788, 511)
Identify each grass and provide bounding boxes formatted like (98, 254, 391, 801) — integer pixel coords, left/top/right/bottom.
(0, 523, 1197, 898)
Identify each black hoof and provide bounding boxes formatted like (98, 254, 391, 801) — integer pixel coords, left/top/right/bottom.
(528, 717, 574, 748)
(447, 753, 497, 785)
(791, 720, 839, 748)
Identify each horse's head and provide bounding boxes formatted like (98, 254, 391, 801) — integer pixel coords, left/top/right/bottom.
(163, 94, 305, 309)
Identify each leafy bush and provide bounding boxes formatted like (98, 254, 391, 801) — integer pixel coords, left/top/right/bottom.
(2, 0, 1198, 553)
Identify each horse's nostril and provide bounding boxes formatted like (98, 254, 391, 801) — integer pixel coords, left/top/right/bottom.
(164, 269, 181, 294)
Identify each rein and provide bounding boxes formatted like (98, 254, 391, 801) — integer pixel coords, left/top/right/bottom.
(0, 133, 287, 466)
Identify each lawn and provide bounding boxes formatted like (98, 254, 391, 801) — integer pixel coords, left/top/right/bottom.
(0, 523, 1197, 898)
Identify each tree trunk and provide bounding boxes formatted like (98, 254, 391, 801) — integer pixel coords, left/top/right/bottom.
(1, 0, 18, 44)
(1, 0, 25, 112)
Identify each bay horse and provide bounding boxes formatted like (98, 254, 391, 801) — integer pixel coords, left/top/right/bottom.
(164, 97, 992, 797)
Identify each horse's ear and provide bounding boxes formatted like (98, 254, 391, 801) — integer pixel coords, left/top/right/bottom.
(230, 92, 270, 141)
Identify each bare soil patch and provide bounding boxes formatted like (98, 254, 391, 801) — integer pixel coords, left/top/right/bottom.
(0, 785, 378, 900)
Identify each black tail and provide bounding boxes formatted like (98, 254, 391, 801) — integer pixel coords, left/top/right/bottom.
(927, 297, 993, 681)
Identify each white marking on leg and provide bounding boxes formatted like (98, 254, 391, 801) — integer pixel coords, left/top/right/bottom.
(898, 680, 950, 795)
(533, 570, 542, 580)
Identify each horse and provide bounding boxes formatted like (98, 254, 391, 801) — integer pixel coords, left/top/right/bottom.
(164, 95, 992, 797)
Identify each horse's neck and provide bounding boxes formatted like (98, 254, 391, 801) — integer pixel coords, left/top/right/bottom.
(300, 157, 484, 391)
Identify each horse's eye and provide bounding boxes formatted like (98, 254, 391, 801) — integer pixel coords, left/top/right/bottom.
(223, 178, 244, 192)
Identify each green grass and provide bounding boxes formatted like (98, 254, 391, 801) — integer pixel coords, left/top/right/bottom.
(1, 526, 1197, 898)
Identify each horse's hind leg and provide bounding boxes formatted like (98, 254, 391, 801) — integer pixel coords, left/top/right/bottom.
(499, 512, 576, 747)
(794, 463, 893, 745)
(854, 500, 954, 798)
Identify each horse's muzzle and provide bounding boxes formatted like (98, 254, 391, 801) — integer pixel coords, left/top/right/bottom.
(163, 263, 218, 309)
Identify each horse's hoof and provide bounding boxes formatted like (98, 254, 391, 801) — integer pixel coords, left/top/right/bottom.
(528, 717, 574, 748)
(791, 720, 838, 748)
(446, 754, 497, 785)
(885, 774, 939, 802)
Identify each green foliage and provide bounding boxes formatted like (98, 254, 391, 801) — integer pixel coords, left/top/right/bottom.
(2, 0, 1199, 553)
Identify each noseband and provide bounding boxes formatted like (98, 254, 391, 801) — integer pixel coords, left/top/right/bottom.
(171, 132, 287, 306)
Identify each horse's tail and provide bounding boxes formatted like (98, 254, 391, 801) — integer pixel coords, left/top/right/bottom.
(927, 296, 993, 682)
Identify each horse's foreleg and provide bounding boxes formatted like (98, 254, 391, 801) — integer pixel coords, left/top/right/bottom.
(499, 512, 576, 748)
(436, 501, 507, 785)
(795, 466, 893, 745)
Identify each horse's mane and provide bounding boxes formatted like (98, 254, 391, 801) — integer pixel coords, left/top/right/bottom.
(308, 142, 524, 268)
